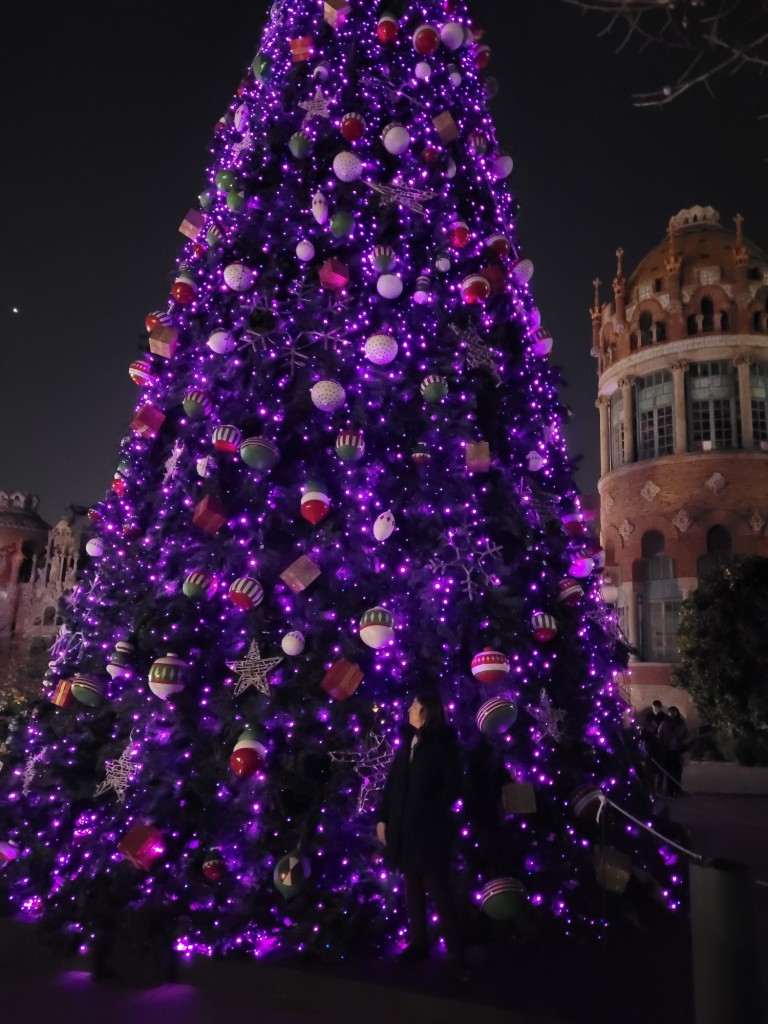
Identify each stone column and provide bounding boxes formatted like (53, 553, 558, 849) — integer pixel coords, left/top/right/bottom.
(735, 355, 753, 449)
(596, 396, 611, 476)
(671, 361, 689, 454)
(619, 377, 635, 465)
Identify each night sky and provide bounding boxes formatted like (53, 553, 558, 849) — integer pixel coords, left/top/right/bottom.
(3, 1, 765, 525)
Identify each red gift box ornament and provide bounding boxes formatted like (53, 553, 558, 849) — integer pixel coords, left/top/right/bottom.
(321, 658, 363, 701)
(280, 555, 321, 593)
(192, 494, 229, 535)
(290, 36, 314, 62)
(50, 679, 76, 708)
(130, 404, 166, 439)
(149, 324, 179, 359)
(466, 440, 491, 472)
(432, 110, 459, 144)
(118, 821, 165, 871)
(179, 208, 205, 240)
(323, 0, 350, 28)
(319, 258, 350, 291)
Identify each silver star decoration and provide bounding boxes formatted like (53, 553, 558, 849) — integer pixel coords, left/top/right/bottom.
(163, 439, 185, 485)
(231, 130, 254, 161)
(22, 749, 45, 796)
(525, 690, 566, 742)
(330, 733, 395, 814)
(227, 640, 283, 697)
(95, 739, 137, 803)
(448, 323, 502, 385)
(299, 87, 332, 125)
(365, 180, 437, 217)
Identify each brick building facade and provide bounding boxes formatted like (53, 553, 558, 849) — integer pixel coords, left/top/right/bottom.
(592, 206, 768, 723)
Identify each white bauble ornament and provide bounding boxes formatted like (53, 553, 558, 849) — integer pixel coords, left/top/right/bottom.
(491, 153, 514, 179)
(447, 63, 462, 87)
(310, 379, 346, 412)
(359, 606, 395, 649)
(364, 333, 398, 366)
(234, 103, 249, 131)
(313, 61, 330, 80)
(415, 61, 432, 81)
(196, 455, 215, 478)
(381, 122, 410, 155)
(528, 306, 542, 330)
(281, 630, 306, 656)
(526, 451, 544, 472)
(440, 22, 467, 50)
(373, 510, 396, 541)
(296, 239, 315, 262)
(207, 329, 236, 354)
(86, 538, 105, 558)
(377, 274, 403, 299)
(333, 151, 363, 182)
(223, 262, 256, 291)
(311, 191, 328, 224)
(446, 157, 457, 179)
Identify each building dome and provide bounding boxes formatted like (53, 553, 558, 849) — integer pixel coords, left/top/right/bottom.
(0, 492, 49, 544)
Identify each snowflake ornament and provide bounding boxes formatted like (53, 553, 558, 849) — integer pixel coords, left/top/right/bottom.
(329, 732, 395, 813)
(95, 737, 138, 803)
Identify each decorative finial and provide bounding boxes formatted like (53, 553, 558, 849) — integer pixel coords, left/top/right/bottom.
(591, 277, 601, 321)
(615, 247, 624, 281)
(734, 213, 744, 246)
(668, 218, 677, 259)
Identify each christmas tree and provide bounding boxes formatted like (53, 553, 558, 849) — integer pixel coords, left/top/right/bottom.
(0, 0, 681, 965)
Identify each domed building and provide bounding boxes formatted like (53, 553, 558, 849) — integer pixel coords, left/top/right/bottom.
(592, 206, 768, 721)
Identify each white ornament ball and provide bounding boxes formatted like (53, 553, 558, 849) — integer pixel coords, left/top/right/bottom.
(333, 151, 363, 182)
(373, 510, 396, 541)
(377, 274, 403, 300)
(440, 22, 467, 50)
(311, 191, 328, 224)
(415, 61, 432, 81)
(196, 456, 215, 478)
(310, 379, 346, 412)
(281, 631, 306, 656)
(296, 240, 315, 262)
(527, 450, 544, 472)
(207, 329, 237, 354)
(86, 538, 105, 558)
(234, 103, 249, 131)
(313, 61, 330, 81)
(364, 333, 398, 366)
(382, 122, 410, 156)
(528, 306, 542, 330)
(223, 262, 256, 291)
(446, 158, 457, 179)
(491, 153, 514, 179)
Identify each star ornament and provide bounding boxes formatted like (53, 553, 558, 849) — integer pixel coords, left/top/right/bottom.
(526, 689, 566, 742)
(299, 87, 332, 125)
(330, 732, 394, 813)
(227, 640, 283, 697)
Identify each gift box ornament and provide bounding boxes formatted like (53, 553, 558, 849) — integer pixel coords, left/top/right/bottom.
(51, 678, 76, 708)
(130, 404, 166, 439)
(290, 36, 314, 61)
(149, 325, 179, 359)
(594, 846, 632, 894)
(179, 208, 205, 240)
(118, 821, 165, 871)
(323, 0, 350, 27)
(319, 258, 350, 291)
(432, 110, 459, 144)
(502, 781, 537, 816)
(321, 658, 363, 701)
(466, 440, 490, 472)
(280, 555, 321, 593)
(192, 494, 229, 535)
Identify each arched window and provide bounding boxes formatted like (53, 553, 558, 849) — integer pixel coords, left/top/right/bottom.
(752, 298, 768, 333)
(688, 361, 739, 450)
(750, 361, 768, 447)
(687, 313, 698, 336)
(697, 526, 733, 578)
(639, 311, 653, 347)
(638, 531, 681, 662)
(701, 297, 715, 333)
(655, 320, 667, 342)
(636, 371, 674, 460)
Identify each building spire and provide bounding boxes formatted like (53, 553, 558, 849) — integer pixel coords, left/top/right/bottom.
(591, 277, 601, 322)
(615, 247, 624, 282)
(665, 217, 681, 275)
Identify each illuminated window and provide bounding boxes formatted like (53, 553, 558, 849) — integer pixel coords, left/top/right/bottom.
(688, 361, 738, 449)
(639, 531, 681, 662)
(636, 371, 674, 459)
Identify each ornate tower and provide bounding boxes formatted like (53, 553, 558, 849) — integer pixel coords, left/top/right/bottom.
(593, 206, 768, 720)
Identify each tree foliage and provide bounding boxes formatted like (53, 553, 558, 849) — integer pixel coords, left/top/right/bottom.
(673, 556, 768, 738)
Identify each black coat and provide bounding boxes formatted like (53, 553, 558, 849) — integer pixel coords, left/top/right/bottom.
(376, 725, 463, 874)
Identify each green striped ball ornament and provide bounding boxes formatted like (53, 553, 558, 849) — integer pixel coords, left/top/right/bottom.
(182, 389, 213, 420)
(476, 696, 518, 736)
(420, 374, 449, 403)
(183, 570, 217, 600)
(240, 436, 280, 471)
(71, 673, 107, 707)
(480, 878, 527, 921)
(335, 429, 365, 462)
(148, 653, 188, 701)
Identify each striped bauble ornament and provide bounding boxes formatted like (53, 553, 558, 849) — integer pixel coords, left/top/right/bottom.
(476, 696, 518, 736)
(471, 648, 510, 685)
(211, 424, 242, 452)
(335, 428, 365, 462)
(183, 570, 217, 600)
(71, 673, 107, 707)
(228, 577, 264, 611)
(480, 878, 527, 921)
(148, 653, 188, 700)
(531, 613, 558, 643)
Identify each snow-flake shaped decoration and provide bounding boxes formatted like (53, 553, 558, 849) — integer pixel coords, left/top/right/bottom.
(329, 732, 395, 814)
(603, 493, 615, 516)
(231, 130, 254, 162)
(94, 738, 137, 803)
(163, 439, 185, 486)
(448, 323, 502, 384)
(749, 509, 765, 534)
(426, 525, 504, 600)
(672, 508, 692, 533)
(22, 749, 45, 796)
(49, 625, 84, 664)
(640, 480, 660, 503)
(299, 87, 332, 125)
(619, 518, 635, 543)
(584, 604, 633, 650)
(0, 742, 8, 774)
(226, 640, 283, 697)
(360, 71, 427, 112)
(365, 180, 437, 217)
(525, 690, 566, 742)
(705, 472, 727, 495)
(513, 480, 560, 525)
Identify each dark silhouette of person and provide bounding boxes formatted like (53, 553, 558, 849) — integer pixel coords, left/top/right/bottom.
(657, 705, 690, 796)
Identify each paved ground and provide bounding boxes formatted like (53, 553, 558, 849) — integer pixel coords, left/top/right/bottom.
(1, 792, 766, 1024)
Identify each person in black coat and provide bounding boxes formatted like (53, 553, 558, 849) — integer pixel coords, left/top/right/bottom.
(375, 692, 466, 970)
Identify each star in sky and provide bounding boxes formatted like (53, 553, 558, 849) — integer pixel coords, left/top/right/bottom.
(226, 640, 283, 697)
(526, 689, 566, 741)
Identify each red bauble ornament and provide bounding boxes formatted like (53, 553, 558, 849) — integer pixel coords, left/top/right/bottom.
(145, 309, 171, 333)
(171, 276, 196, 304)
(112, 476, 126, 498)
(202, 850, 227, 881)
(229, 745, 265, 779)
(471, 648, 510, 685)
(413, 23, 440, 56)
(341, 112, 366, 142)
(476, 44, 491, 69)
(485, 234, 511, 259)
(481, 264, 507, 296)
(422, 144, 440, 165)
(449, 220, 470, 248)
(556, 577, 584, 608)
(192, 242, 207, 259)
(531, 613, 558, 643)
(377, 14, 398, 43)
(460, 274, 491, 304)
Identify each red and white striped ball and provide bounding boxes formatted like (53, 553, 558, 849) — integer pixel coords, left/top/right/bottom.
(211, 424, 242, 452)
(341, 112, 366, 142)
(228, 576, 264, 611)
(460, 274, 490, 304)
(556, 577, 583, 608)
(471, 648, 510, 684)
(530, 613, 558, 643)
(129, 359, 156, 387)
(145, 309, 172, 333)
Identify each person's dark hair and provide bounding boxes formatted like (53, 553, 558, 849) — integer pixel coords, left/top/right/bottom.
(652, 700, 663, 709)
(668, 705, 680, 716)
(414, 692, 447, 732)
